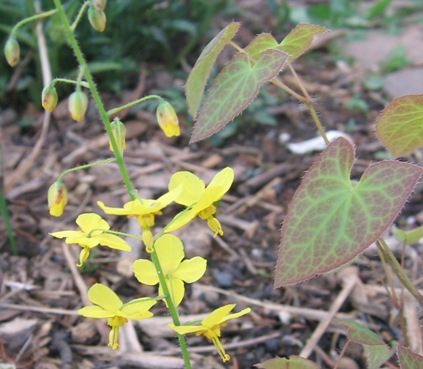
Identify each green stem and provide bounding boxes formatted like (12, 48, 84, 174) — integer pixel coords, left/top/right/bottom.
(11, 8, 57, 36)
(52, 78, 90, 89)
(53, 0, 136, 199)
(150, 250, 192, 369)
(70, 1, 90, 31)
(107, 95, 163, 117)
(57, 158, 115, 183)
(377, 238, 423, 306)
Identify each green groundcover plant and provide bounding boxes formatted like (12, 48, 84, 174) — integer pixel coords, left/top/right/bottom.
(4, 1, 423, 368)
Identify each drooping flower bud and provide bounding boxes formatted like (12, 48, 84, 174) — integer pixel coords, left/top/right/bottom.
(156, 100, 180, 138)
(92, 0, 107, 11)
(41, 84, 58, 111)
(88, 6, 106, 32)
(48, 181, 68, 217)
(69, 90, 88, 122)
(4, 37, 20, 67)
(109, 118, 126, 154)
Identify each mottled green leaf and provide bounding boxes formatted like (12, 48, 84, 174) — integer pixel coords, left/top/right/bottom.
(392, 225, 423, 245)
(336, 320, 390, 369)
(275, 138, 422, 286)
(364, 344, 391, 369)
(186, 22, 240, 119)
(398, 346, 423, 369)
(335, 320, 385, 346)
(255, 356, 320, 369)
(376, 94, 423, 157)
(190, 49, 287, 143)
(245, 33, 278, 60)
(278, 23, 328, 62)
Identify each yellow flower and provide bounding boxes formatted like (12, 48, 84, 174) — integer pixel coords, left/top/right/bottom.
(166, 167, 234, 237)
(169, 304, 251, 362)
(50, 213, 131, 267)
(48, 181, 68, 217)
(78, 283, 156, 349)
(97, 188, 180, 252)
(156, 100, 180, 137)
(133, 234, 206, 307)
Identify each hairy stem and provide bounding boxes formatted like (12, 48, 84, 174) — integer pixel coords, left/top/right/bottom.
(53, 0, 136, 199)
(377, 238, 423, 306)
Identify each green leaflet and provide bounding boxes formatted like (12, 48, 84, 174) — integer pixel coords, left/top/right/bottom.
(190, 49, 287, 143)
(376, 94, 423, 157)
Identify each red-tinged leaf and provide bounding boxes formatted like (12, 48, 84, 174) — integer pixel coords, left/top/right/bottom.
(255, 356, 320, 369)
(376, 94, 423, 157)
(336, 320, 391, 369)
(398, 346, 423, 369)
(190, 49, 288, 143)
(186, 22, 240, 119)
(278, 23, 328, 62)
(245, 33, 278, 60)
(335, 320, 385, 346)
(275, 137, 423, 287)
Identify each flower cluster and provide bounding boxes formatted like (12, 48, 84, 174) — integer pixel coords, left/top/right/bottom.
(49, 167, 250, 360)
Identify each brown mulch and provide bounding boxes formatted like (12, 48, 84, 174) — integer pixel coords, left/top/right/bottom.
(1, 29, 423, 369)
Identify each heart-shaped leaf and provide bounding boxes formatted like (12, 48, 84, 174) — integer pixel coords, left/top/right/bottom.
(375, 94, 423, 157)
(255, 356, 320, 369)
(185, 22, 240, 119)
(398, 346, 423, 369)
(278, 23, 328, 62)
(275, 137, 422, 287)
(190, 49, 288, 143)
(245, 33, 278, 60)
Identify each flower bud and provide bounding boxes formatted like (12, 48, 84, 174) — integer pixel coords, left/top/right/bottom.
(41, 84, 58, 111)
(156, 100, 180, 138)
(92, 0, 107, 11)
(69, 90, 88, 122)
(88, 6, 106, 32)
(4, 37, 20, 67)
(109, 118, 126, 154)
(48, 181, 68, 217)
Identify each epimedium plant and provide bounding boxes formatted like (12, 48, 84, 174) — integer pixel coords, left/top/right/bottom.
(4, 1, 250, 367)
(4, 2, 423, 369)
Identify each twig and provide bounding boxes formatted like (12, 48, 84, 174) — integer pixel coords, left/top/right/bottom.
(300, 269, 359, 358)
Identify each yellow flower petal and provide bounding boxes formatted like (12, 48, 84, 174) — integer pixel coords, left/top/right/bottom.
(76, 213, 110, 234)
(120, 298, 156, 319)
(154, 234, 184, 274)
(87, 283, 122, 312)
(222, 307, 252, 323)
(78, 305, 115, 318)
(96, 234, 131, 251)
(169, 171, 204, 206)
(168, 323, 203, 335)
(164, 209, 197, 233)
(97, 200, 135, 216)
(50, 230, 84, 239)
(202, 304, 236, 327)
(133, 259, 159, 285)
(159, 277, 185, 307)
(173, 257, 207, 283)
(195, 167, 234, 210)
(66, 236, 98, 248)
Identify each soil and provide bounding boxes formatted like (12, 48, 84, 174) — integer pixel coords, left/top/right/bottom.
(1, 5, 422, 369)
